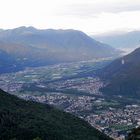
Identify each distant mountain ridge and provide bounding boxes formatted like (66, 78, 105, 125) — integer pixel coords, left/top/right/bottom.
(99, 47, 140, 97)
(0, 26, 120, 73)
(93, 31, 140, 50)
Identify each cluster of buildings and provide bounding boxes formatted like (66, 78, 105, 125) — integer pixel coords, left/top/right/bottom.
(1, 65, 140, 140)
(86, 105, 140, 140)
(16, 92, 140, 140)
(47, 77, 103, 95)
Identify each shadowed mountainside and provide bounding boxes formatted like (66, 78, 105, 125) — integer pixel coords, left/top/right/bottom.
(0, 89, 112, 140)
(99, 47, 140, 97)
(0, 26, 120, 73)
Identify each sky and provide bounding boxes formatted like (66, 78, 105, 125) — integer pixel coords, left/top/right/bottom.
(0, 0, 140, 35)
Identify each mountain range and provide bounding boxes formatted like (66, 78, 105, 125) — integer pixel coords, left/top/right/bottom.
(0, 89, 112, 140)
(0, 26, 120, 73)
(93, 31, 140, 51)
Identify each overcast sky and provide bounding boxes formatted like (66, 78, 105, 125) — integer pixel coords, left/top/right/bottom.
(0, 0, 140, 35)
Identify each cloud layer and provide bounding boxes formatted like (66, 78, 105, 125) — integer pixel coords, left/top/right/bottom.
(0, 0, 140, 34)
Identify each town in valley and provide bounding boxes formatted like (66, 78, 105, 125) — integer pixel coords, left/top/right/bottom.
(0, 60, 139, 140)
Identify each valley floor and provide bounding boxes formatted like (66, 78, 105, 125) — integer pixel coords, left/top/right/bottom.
(0, 61, 139, 140)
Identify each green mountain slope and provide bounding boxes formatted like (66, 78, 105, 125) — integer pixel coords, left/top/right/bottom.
(0, 89, 112, 140)
(99, 47, 140, 97)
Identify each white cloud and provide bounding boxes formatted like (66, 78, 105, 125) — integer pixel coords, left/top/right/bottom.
(0, 0, 140, 34)
(61, 0, 140, 15)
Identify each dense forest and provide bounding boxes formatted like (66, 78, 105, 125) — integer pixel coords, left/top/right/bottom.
(0, 89, 112, 140)
(127, 127, 140, 140)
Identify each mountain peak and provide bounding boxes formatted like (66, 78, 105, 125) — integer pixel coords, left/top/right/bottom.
(13, 26, 37, 32)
